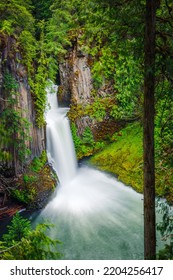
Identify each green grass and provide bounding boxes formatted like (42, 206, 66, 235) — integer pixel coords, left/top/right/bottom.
(90, 122, 143, 193)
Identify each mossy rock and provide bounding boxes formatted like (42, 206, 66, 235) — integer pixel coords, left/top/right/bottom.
(11, 153, 58, 209)
(90, 122, 173, 203)
(90, 123, 143, 193)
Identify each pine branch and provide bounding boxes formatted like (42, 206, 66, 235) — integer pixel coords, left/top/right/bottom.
(0, 242, 21, 254)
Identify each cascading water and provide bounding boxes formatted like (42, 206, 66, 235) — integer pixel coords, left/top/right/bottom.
(46, 89, 77, 185)
(34, 88, 145, 259)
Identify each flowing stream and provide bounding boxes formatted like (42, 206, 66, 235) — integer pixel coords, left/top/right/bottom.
(34, 89, 145, 259)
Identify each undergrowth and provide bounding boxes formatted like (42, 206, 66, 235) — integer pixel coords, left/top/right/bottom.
(11, 151, 57, 206)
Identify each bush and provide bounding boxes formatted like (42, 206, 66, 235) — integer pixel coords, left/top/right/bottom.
(0, 213, 61, 260)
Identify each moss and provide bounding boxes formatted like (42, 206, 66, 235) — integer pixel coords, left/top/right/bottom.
(90, 122, 143, 192)
(90, 122, 173, 202)
(156, 166, 173, 203)
(57, 85, 64, 103)
(67, 103, 85, 122)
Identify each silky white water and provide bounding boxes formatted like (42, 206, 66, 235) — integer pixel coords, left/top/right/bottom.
(46, 90, 77, 185)
(34, 89, 145, 259)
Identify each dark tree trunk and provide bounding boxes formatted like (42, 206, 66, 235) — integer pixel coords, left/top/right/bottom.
(143, 0, 157, 260)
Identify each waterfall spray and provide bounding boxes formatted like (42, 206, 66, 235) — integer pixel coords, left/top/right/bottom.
(34, 88, 145, 260)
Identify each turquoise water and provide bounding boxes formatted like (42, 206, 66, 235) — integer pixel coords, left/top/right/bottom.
(33, 166, 144, 260)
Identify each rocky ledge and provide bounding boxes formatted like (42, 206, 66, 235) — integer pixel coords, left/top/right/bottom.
(0, 163, 58, 219)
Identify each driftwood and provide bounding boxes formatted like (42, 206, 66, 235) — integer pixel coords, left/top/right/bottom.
(0, 205, 23, 220)
(0, 174, 24, 218)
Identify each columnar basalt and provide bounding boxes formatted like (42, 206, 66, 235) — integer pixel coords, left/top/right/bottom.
(0, 35, 45, 175)
(59, 44, 93, 106)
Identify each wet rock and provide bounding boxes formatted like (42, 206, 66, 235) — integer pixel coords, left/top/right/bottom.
(29, 189, 54, 210)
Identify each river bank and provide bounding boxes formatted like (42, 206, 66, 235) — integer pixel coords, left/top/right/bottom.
(90, 122, 173, 203)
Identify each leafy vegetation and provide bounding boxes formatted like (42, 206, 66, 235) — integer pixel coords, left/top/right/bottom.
(0, 213, 61, 260)
(90, 122, 173, 203)
(0, 0, 173, 260)
(51, 0, 173, 206)
(1, 72, 31, 164)
(11, 151, 57, 205)
(71, 122, 105, 159)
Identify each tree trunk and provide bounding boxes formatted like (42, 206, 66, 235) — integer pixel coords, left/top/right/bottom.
(143, 0, 157, 260)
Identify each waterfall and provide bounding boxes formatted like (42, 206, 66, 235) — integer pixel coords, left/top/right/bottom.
(46, 88, 77, 185)
(33, 85, 165, 260)
(33, 84, 147, 260)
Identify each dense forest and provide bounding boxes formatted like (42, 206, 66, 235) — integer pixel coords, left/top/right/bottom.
(0, 0, 173, 260)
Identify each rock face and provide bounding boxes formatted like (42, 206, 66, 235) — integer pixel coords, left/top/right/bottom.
(58, 44, 93, 106)
(58, 43, 95, 137)
(0, 35, 45, 175)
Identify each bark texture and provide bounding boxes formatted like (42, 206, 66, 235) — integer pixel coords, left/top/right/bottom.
(143, 0, 157, 260)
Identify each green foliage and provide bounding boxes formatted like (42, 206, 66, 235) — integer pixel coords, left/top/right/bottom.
(31, 0, 53, 21)
(30, 151, 47, 172)
(12, 188, 36, 204)
(11, 151, 49, 204)
(0, 213, 61, 260)
(0, 2, 53, 128)
(19, 30, 37, 75)
(3, 71, 19, 90)
(12, 173, 38, 204)
(2, 213, 31, 246)
(45, 0, 89, 62)
(89, 44, 143, 120)
(155, 80, 173, 167)
(23, 174, 37, 184)
(0, 0, 172, 213)
(91, 61, 104, 89)
(91, 123, 143, 193)
(86, 100, 106, 122)
(113, 52, 142, 119)
(46, 2, 73, 58)
(71, 123, 92, 158)
(0, 124, 11, 161)
(82, 127, 94, 145)
(71, 122, 105, 159)
(0, 20, 14, 35)
(71, 122, 82, 153)
(0, 0, 35, 36)
(1, 72, 31, 162)
(85, 96, 115, 122)
(42, 0, 173, 207)
(90, 122, 173, 201)
(29, 21, 50, 127)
